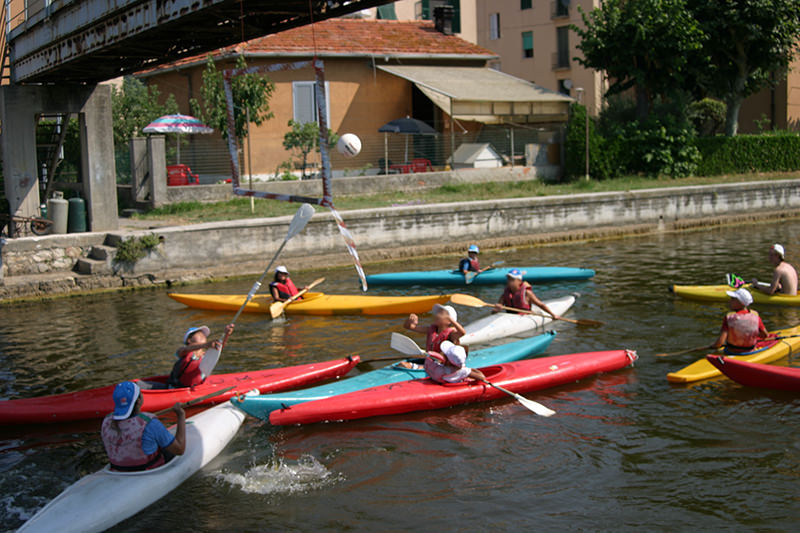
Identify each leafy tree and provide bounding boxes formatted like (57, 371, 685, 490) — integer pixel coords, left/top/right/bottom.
(687, 0, 800, 136)
(111, 77, 179, 146)
(573, 0, 706, 119)
(190, 54, 275, 142)
(282, 120, 339, 179)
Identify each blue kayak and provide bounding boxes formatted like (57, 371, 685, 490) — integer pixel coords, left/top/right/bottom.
(232, 331, 556, 421)
(365, 267, 595, 286)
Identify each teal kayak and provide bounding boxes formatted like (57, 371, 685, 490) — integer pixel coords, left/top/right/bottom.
(232, 331, 556, 421)
(364, 267, 595, 286)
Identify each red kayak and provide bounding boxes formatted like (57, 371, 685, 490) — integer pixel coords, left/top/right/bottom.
(0, 356, 359, 425)
(706, 355, 800, 392)
(270, 350, 637, 425)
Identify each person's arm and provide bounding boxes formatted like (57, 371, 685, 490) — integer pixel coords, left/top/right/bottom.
(459, 259, 470, 276)
(712, 330, 727, 348)
(757, 316, 769, 339)
(220, 323, 234, 347)
(176, 340, 215, 358)
(164, 403, 186, 456)
(450, 320, 466, 337)
(403, 313, 428, 334)
(526, 289, 560, 319)
(752, 271, 780, 294)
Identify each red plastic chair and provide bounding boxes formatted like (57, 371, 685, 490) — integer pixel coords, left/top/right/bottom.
(411, 158, 433, 173)
(167, 164, 200, 186)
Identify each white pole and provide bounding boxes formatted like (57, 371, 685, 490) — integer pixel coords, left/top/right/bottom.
(384, 133, 389, 174)
(247, 108, 254, 213)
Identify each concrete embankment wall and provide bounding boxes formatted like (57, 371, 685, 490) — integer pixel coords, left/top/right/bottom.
(165, 166, 552, 204)
(2, 179, 799, 299)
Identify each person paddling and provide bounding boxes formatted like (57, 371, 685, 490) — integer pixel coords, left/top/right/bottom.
(713, 288, 769, 354)
(168, 324, 234, 388)
(270, 266, 307, 302)
(495, 269, 561, 319)
(101, 381, 186, 472)
(459, 245, 481, 276)
(403, 303, 465, 352)
(751, 243, 798, 296)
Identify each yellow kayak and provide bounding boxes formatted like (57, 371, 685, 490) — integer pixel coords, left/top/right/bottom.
(168, 291, 451, 316)
(667, 325, 800, 383)
(671, 284, 800, 306)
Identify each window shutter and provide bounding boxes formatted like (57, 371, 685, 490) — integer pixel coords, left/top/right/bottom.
(293, 82, 316, 124)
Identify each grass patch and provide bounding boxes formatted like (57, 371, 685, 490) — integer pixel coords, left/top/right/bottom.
(134, 172, 800, 225)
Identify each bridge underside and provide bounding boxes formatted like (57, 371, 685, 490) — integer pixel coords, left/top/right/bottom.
(9, 0, 390, 83)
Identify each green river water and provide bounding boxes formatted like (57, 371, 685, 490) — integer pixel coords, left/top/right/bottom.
(1, 220, 799, 531)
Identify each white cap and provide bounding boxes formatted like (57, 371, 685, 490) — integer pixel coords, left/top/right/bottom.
(771, 244, 785, 258)
(726, 288, 754, 307)
(432, 303, 458, 323)
(183, 325, 210, 344)
(439, 340, 467, 367)
(276, 266, 289, 274)
(468, 244, 479, 253)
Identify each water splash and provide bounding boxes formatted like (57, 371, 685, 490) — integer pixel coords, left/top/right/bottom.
(214, 454, 342, 495)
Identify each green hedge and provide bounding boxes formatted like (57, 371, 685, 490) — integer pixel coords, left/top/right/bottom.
(694, 134, 800, 176)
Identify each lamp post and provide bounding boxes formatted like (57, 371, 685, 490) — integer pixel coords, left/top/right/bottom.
(575, 87, 589, 181)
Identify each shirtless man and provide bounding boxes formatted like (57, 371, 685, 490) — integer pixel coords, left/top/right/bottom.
(751, 244, 798, 296)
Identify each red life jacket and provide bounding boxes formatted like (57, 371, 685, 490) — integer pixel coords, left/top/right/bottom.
(426, 325, 456, 352)
(468, 257, 480, 271)
(501, 282, 532, 312)
(101, 413, 165, 472)
(724, 310, 762, 349)
(271, 278, 300, 300)
(168, 352, 204, 388)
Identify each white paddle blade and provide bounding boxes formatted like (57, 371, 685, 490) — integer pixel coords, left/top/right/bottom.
(198, 344, 222, 378)
(390, 333, 426, 356)
(515, 394, 556, 417)
(287, 203, 315, 240)
(464, 272, 477, 285)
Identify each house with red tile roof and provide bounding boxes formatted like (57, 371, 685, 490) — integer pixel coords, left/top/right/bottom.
(138, 17, 571, 180)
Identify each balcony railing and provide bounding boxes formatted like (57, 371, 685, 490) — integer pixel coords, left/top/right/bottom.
(552, 51, 570, 70)
(551, 0, 570, 19)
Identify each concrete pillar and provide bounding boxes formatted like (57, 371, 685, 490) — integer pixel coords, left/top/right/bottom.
(147, 135, 166, 208)
(0, 84, 118, 234)
(0, 86, 41, 223)
(79, 85, 118, 231)
(130, 137, 148, 203)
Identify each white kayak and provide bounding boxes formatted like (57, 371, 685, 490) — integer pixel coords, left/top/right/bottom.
(19, 401, 246, 533)
(460, 294, 576, 346)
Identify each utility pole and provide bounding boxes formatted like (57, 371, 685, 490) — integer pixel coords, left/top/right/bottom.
(575, 87, 589, 181)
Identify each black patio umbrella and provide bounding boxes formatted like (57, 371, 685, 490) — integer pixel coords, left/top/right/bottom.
(378, 116, 438, 172)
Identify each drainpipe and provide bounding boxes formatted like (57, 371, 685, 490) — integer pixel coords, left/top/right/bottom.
(449, 98, 455, 168)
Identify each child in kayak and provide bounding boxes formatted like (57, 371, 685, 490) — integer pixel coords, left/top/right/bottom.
(403, 303, 465, 352)
(712, 288, 769, 354)
(495, 269, 561, 319)
(168, 324, 234, 388)
(424, 341, 486, 384)
(101, 381, 186, 472)
(270, 266, 307, 302)
(459, 245, 481, 276)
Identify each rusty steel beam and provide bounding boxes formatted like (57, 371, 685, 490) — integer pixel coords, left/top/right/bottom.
(9, 0, 392, 83)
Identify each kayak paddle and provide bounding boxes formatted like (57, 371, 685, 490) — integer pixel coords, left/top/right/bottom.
(655, 333, 800, 357)
(449, 293, 603, 327)
(465, 261, 505, 285)
(152, 385, 236, 416)
(389, 333, 555, 417)
(654, 345, 715, 357)
(198, 203, 315, 378)
(268, 277, 325, 319)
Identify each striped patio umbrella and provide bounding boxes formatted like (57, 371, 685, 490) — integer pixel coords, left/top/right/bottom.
(143, 114, 213, 163)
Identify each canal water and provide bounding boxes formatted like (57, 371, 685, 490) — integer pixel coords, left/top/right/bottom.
(2, 220, 799, 530)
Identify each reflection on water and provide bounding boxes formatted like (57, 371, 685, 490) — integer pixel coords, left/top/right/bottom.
(2, 220, 800, 530)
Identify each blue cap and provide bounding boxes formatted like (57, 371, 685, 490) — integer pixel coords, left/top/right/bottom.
(112, 381, 140, 420)
(468, 245, 479, 253)
(507, 268, 523, 280)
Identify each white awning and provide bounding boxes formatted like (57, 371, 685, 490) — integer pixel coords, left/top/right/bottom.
(378, 65, 572, 124)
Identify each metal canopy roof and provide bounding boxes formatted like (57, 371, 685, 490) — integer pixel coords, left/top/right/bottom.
(377, 65, 573, 124)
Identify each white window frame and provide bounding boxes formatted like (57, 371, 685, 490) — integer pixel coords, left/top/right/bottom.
(292, 81, 331, 125)
(489, 13, 501, 40)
